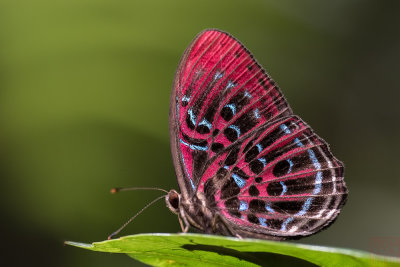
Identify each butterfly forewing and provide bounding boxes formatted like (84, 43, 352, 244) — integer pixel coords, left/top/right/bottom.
(171, 30, 292, 195)
(169, 29, 347, 239)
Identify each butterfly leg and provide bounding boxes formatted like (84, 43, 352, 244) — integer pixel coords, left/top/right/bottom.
(179, 210, 190, 233)
(178, 216, 185, 232)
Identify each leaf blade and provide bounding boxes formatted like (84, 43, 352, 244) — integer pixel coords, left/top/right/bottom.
(65, 233, 400, 267)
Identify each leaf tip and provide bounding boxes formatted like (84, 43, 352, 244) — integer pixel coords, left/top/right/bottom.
(64, 241, 93, 249)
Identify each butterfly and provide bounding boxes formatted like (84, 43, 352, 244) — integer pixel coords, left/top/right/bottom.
(166, 29, 348, 240)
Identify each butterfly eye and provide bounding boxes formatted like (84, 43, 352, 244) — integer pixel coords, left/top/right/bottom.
(166, 190, 180, 211)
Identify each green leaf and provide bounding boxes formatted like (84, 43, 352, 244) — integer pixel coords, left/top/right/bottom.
(66, 233, 400, 267)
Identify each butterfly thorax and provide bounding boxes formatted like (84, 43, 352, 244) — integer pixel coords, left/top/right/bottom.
(166, 189, 223, 234)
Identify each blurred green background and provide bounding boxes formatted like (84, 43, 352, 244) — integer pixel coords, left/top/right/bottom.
(0, 0, 399, 266)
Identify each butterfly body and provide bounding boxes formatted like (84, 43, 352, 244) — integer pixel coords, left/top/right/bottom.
(167, 29, 347, 240)
(166, 189, 227, 236)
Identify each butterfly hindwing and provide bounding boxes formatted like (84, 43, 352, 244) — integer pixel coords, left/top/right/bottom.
(199, 116, 346, 238)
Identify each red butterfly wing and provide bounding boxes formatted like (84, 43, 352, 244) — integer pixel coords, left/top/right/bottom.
(170, 29, 347, 239)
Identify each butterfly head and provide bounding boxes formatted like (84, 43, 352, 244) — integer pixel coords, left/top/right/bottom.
(166, 189, 180, 215)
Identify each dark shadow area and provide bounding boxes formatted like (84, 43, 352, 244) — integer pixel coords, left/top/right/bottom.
(182, 244, 318, 267)
(0, 217, 64, 267)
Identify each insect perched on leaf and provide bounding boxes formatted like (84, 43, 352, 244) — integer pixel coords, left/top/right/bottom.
(111, 29, 348, 241)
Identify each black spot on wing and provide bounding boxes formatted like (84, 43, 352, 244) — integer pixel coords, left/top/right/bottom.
(203, 97, 223, 129)
(249, 159, 264, 174)
(243, 140, 253, 153)
(182, 96, 189, 107)
(181, 133, 208, 147)
(245, 146, 259, 162)
(234, 112, 258, 135)
(224, 146, 240, 166)
(249, 199, 265, 213)
(247, 214, 259, 224)
(249, 185, 260, 196)
(224, 127, 239, 142)
(224, 113, 258, 143)
(266, 152, 313, 174)
(212, 129, 219, 136)
(273, 160, 290, 177)
(192, 151, 207, 181)
(263, 150, 287, 168)
(280, 176, 320, 196)
(185, 112, 195, 130)
(266, 182, 283, 196)
(225, 197, 240, 218)
(196, 124, 210, 134)
(270, 201, 303, 214)
(259, 126, 283, 149)
(221, 91, 251, 122)
(221, 106, 235, 121)
(243, 126, 284, 164)
(211, 142, 224, 153)
(221, 177, 240, 199)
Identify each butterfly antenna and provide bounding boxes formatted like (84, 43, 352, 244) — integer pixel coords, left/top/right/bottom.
(110, 187, 168, 194)
(107, 194, 166, 240)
